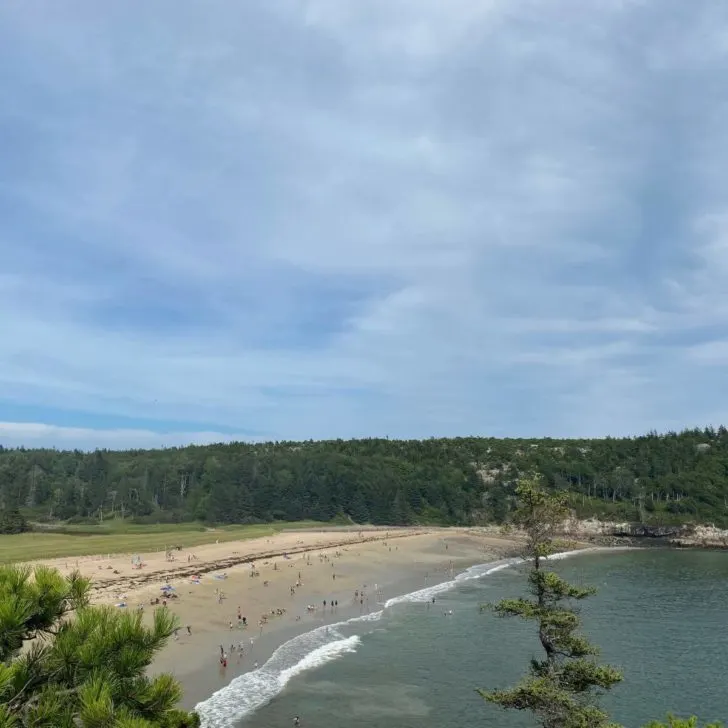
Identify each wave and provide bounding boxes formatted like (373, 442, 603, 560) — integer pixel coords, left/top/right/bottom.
(348, 609, 384, 623)
(382, 557, 519, 608)
(547, 545, 633, 561)
(196, 630, 361, 727)
(382, 546, 623, 608)
(195, 545, 620, 726)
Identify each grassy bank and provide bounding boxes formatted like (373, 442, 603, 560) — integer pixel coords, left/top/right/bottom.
(0, 520, 326, 563)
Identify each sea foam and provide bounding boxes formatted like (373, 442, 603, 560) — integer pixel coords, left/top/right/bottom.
(195, 546, 617, 726)
(383, 557, 519, 608)
(196, 630, 361, 727)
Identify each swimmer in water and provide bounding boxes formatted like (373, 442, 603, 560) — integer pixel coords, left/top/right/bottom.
(293, 717, 301, 726)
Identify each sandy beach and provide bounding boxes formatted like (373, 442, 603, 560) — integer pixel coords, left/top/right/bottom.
(26, 527, 525, 711)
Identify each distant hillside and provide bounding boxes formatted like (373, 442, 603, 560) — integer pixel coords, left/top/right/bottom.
(2, 427, 728, 530)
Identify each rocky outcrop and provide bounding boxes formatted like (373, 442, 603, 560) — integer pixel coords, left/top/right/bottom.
(561, 518, 728, 549)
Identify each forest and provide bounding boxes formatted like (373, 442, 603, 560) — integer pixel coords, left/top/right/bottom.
(2, 427, 728, 532)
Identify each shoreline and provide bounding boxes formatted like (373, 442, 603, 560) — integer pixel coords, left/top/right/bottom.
(189, 543, 624, 728)
(185, 559, 462, 713)
(24, 527, 522, 717)
(140, 531, 525, 716)
(16, 524, 631, 726)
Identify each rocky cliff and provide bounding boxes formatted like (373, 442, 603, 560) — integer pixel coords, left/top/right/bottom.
(561, 518, 728, 548)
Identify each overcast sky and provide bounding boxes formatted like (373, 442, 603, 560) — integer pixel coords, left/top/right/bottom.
(2, 0, 728, 450)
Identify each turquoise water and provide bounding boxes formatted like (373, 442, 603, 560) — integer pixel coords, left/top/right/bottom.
(199, 549, 728, 727)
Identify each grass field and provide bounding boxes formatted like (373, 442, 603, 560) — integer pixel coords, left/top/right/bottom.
(0, 521, 327, 564)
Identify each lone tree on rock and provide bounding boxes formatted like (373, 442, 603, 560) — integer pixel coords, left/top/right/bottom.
(0, 564, 199, 728)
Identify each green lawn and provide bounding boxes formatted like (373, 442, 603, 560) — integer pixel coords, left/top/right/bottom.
(0, 521, 326, 564)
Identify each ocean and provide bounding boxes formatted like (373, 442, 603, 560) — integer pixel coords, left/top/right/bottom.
(196, 548, 728, 728)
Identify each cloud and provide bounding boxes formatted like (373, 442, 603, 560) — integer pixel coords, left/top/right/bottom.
(1, 0, 728, 449)
(0, 422, 252, 451)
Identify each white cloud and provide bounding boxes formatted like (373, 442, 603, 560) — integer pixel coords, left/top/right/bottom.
(0, 422, 251, 451)
(1, 0, 728, 447)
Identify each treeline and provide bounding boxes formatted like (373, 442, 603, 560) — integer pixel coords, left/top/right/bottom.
(2, 427, 728, 530)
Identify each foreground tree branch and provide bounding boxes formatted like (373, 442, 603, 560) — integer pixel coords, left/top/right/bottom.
(0, 565, 199, 728)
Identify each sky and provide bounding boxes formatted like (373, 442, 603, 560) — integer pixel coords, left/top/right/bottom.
(2, 0, 728, 450)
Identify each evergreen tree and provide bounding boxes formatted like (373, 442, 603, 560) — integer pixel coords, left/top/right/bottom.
(479, 475, 623, 728)
(4, 428, 728, 527)
(644, 718, 723, 728)
(479, 476, 720, 728)
(347, 491, 370, 523)
(0, 565, 199, 727)
(0, 509, 29, 534)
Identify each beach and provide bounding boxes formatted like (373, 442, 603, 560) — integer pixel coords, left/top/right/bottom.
(25, 526, 525, 715)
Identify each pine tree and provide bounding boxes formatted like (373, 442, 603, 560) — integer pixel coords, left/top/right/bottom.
(478, 475, 623, 728)
(644, 717, 723, 728)
(0, 509, 29, 535)
(0, 564, 199, 727)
